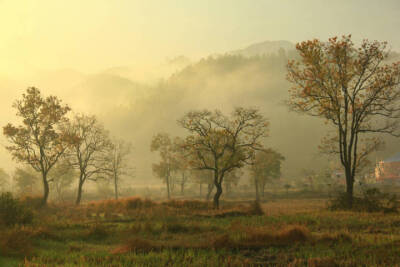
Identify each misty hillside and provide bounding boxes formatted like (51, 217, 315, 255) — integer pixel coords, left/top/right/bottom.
(97, 43, 400, 181)
(230, 40, 295, 57)
(99, 49, 329, 181)
(1, 40, 399, 184)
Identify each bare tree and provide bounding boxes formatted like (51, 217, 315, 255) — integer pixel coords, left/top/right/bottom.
(179, 107, 269, 209)
(65, 114, 112, 205)
(287, 35, 400, 207)
(105, 138, 133, 200)
(151, 133, 178, 199)
(3, 87, 71, 205)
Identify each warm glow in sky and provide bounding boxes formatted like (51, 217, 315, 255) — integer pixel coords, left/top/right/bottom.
(0, 0, 399, 75)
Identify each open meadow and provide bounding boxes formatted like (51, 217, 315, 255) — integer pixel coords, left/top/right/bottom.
(1, 197, 400, 267)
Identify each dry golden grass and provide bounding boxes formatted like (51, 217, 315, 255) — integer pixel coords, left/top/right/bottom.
(261, 198, 327, 215)
(3, 196, 400, 266)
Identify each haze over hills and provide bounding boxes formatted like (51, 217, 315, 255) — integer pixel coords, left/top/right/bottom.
(230, 40, 295, 57)
(1, 39, 399, 191)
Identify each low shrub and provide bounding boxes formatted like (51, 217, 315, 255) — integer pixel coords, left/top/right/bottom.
(243, 224, 311, 245)
(246, 200, 264, 216)
(215, 224, 311, 249)
(329, 188, 398, 212)
(85, 223, 109, 240)
(362, 188, 398, 213)
(0, 192, 34, 227)
(124, 197, 143, 209)
(278, 225, 311, 243)
(20, 195, 44, 210)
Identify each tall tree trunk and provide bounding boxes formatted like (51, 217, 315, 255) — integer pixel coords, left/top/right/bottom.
(114, 173, 119, 200)
(42, 173, 49, 206)
(345, 167, 354, 208)
(213, 182, 223, 209)
(76, 179, 84, 205)
(206, 183, 213, 201)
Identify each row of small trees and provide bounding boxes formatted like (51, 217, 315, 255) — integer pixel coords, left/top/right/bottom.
(3, 35, 398, 210)
(3, 87, 133, 205)
(151, 108, 285, 208)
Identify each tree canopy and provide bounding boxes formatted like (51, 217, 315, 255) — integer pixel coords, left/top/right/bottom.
(287, 35, 400, 207)
(3, 87, 72, 205)
(179, 107, 269, 208)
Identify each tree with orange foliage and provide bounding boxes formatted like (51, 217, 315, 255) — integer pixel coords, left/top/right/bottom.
(179, 107, 268, 209)
(3, 87, 71, 205)
(287, 35, 400, 207)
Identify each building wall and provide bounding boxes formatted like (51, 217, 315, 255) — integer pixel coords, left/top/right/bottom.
(375, 161, 400, 182)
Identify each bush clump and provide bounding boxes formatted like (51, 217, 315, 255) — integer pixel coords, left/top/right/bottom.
(86, 223, 109, 240)
(0, 192, 34, 227)
(329, 188, 398, 213)
(247, 200, 264, 215)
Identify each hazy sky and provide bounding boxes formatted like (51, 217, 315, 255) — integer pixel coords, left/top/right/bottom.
(0, 0, 399, 74)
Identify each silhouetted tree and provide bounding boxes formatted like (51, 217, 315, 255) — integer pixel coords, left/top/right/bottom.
(179, 107, 269, 209)
(3, 87, 71, 205)
(105, 138, 133, 200)
(65, 114, 112, 205)
(287, 36, 400, 207)
(151, 133, 178, 199)
(250, 149, 284, 200)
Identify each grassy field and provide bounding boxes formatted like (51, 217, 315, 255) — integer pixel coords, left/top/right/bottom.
(1, 197, 400, 266)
